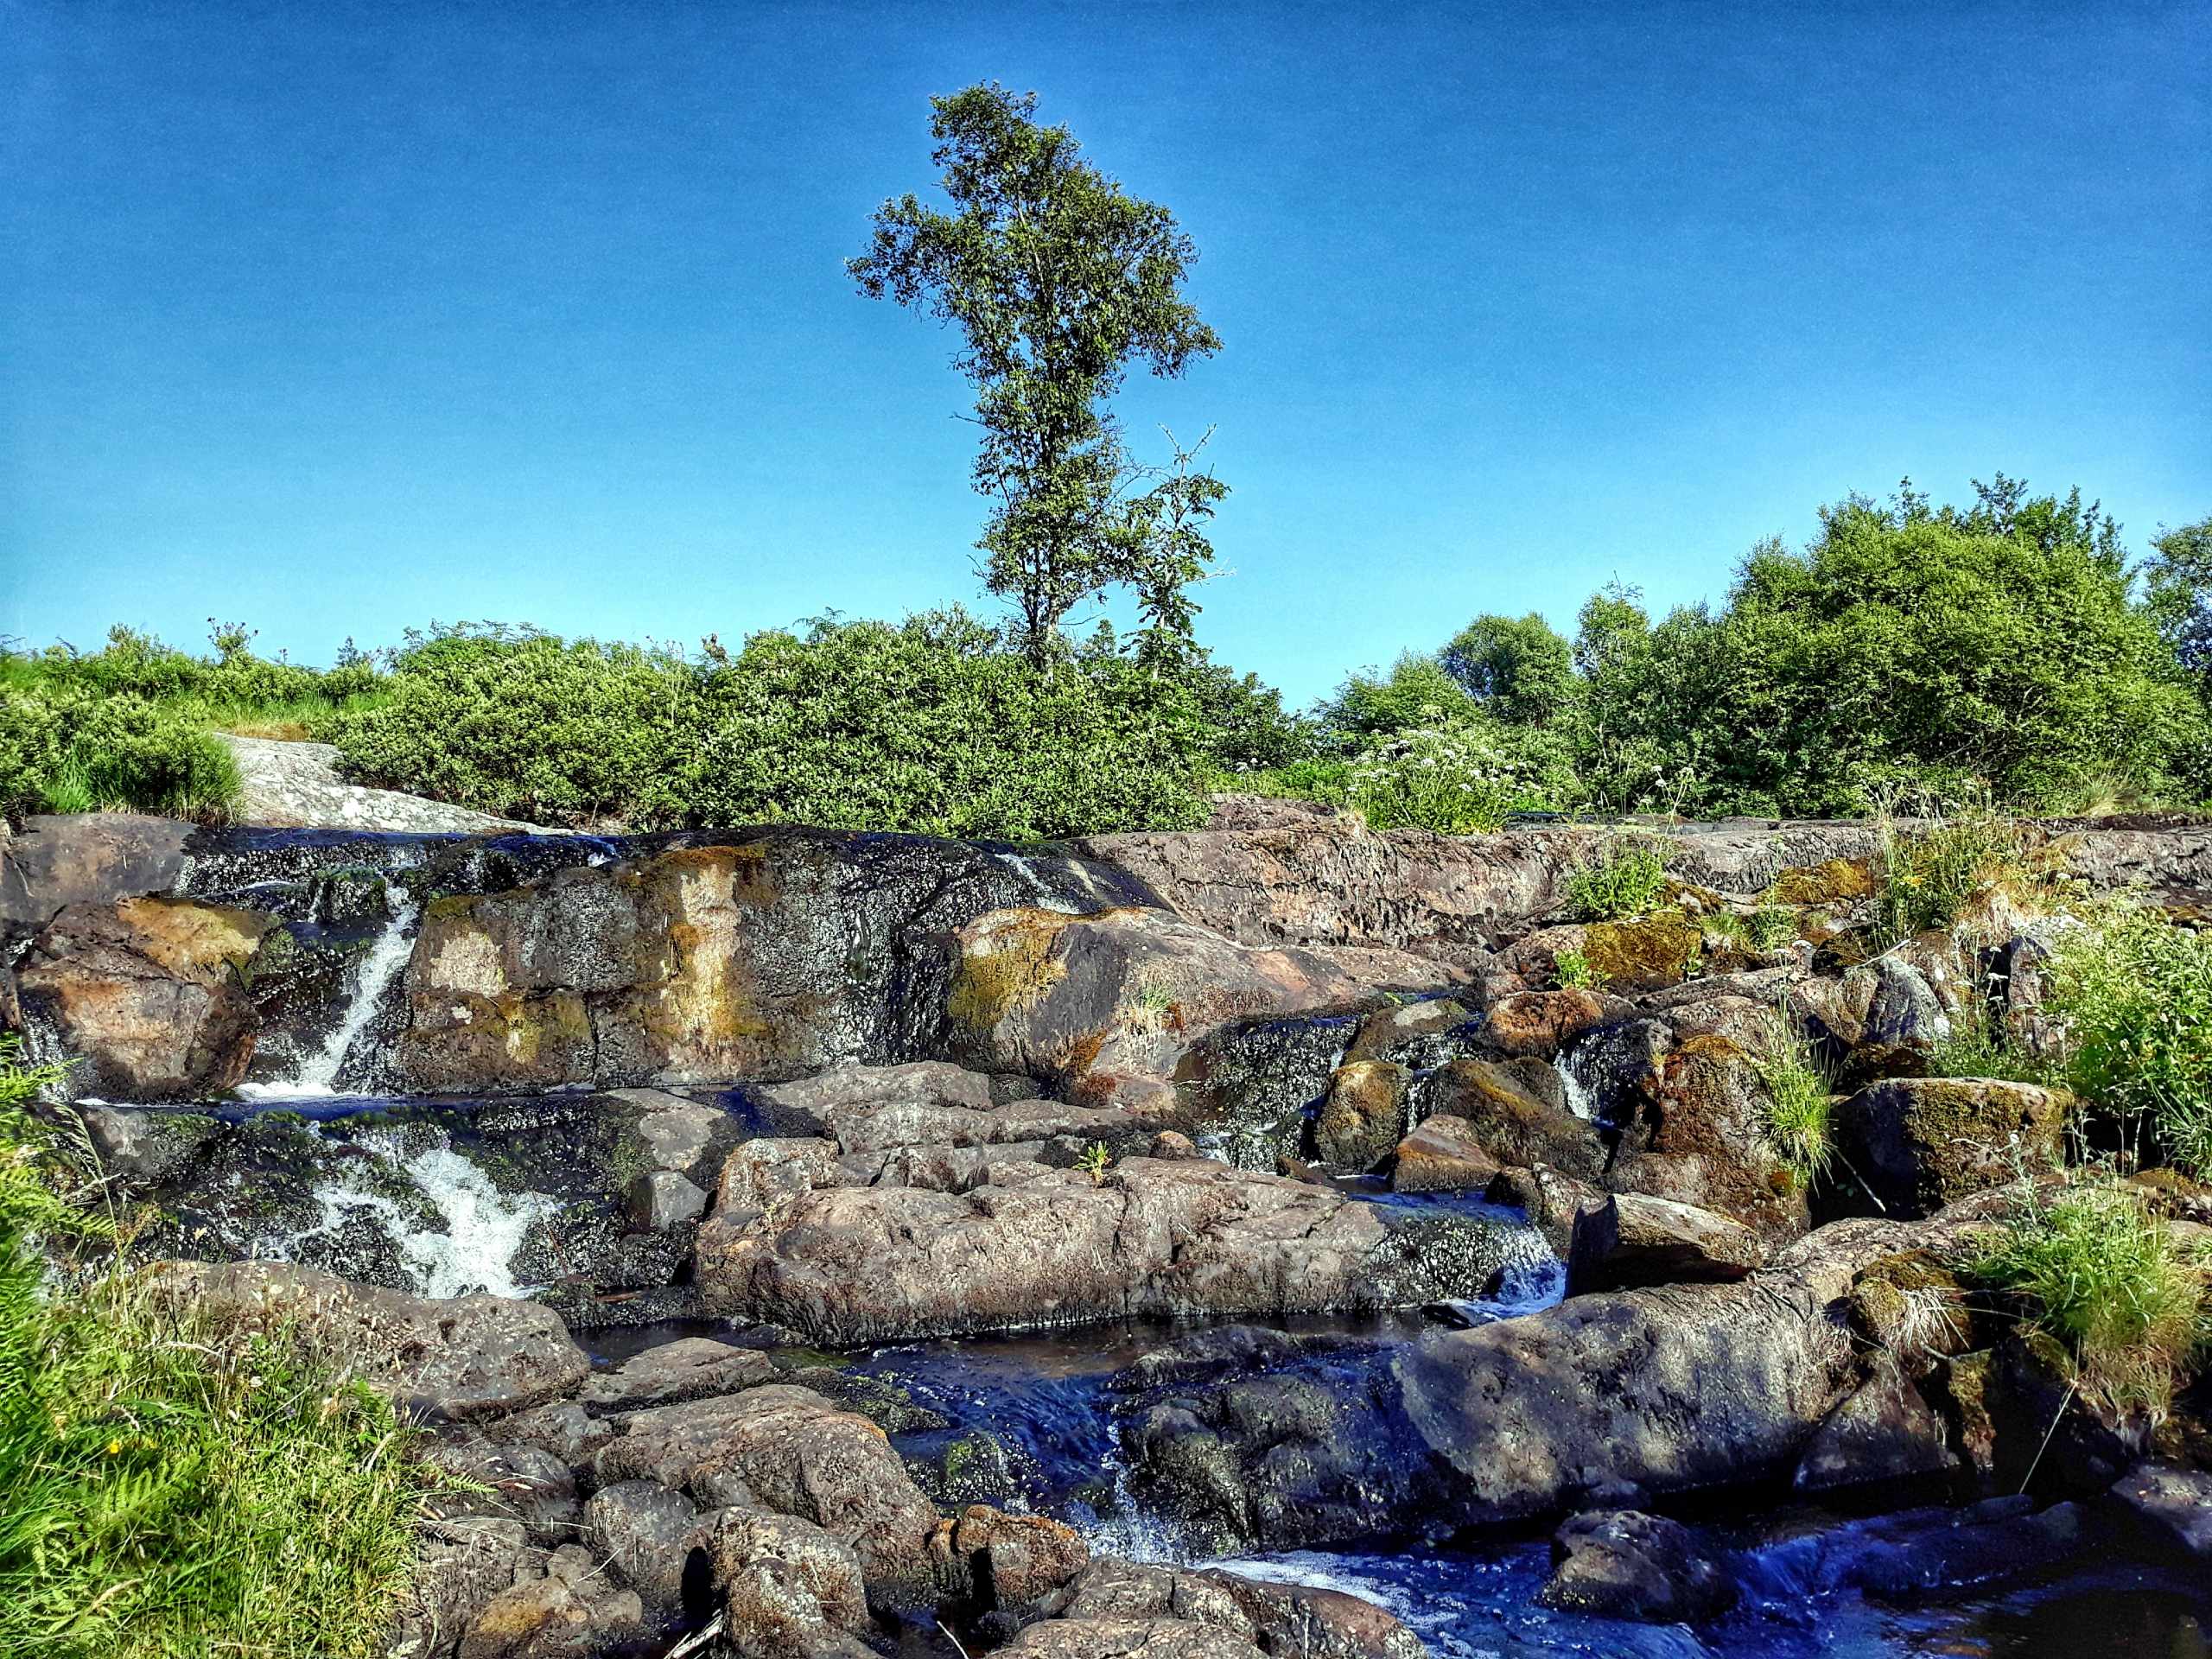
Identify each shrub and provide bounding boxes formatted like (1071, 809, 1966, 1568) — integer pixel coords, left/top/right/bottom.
(1974, 1178, 2208, 1416)
(1344, 719, 1575, 835)
(686, 613, 1211, 840)
(1238, 757, 1352, 808)
(67, 695, 241, 821)
(2044, 906, 2212, 1178)
(1318, 653, 1482, 743)
(1754, 1018, 1835, 1187)
(0, 689, 67, 820)
(327, 625, 700, 827)
(1563, 836, 1670, 920)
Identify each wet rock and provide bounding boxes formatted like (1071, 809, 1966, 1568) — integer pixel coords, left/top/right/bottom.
(696, 1158, 1518, 1344)
(1343, 995, 1477, 1065)
(625, 1169, 708, 1230)
(588, 1383, 937, 1590)
(1480, 989, 1624, 1058)
(1414, 1057, 1602, 1179)
(2109, 1463, 2212, 1560)
(1830, 1078, 2072, 1217)
(0, 811, 192, 941)
(75, 1104, 219, 1186)
(579, 1337, 779, 1411)
(1793, 1357, 1958, 1492)
(706, 1508, 874, 1659)
(1169, 1012, 1361, 1170)
(1048, 1557, 1427, 1659)
(1834, 1497, 2087, 1599)
(17, 896, 276, 1098)
(581, 1480, 699, 1625)
(455, 1543, 644, 1659)
(1566, 1193, 1764, 1294)
(156, 1261, 589, 1418)
(931, 1505, 1090, 1617)
(1314, 1059, 1412, 1172)
(1390, 1116, 1501, 1192)
(940, 905, 1375, 1091)
(1538, 1510, 1737, 1623)
(1485, 1161, 1608, 1257)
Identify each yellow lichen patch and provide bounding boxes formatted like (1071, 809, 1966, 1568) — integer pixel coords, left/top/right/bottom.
(1582, 912, 1703, 991)
(1768, 857, 1876, 906)
(415, 913, 507, 997)
(114, 895, 276, 985)
(948, 908, 1077, 1031)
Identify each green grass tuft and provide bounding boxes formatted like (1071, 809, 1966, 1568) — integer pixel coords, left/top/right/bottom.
(1563, 836, 1670, 921)
(1754, 1018, 1836, 1188)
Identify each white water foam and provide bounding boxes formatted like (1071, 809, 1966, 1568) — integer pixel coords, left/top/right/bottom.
(994, 851, 1084, 915)
(1558, 1036, 1601, 1122)
(243, 897, 421, 1099)
(279, 1133, 558, 1299)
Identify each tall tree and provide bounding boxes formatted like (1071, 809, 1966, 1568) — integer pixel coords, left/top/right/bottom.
(851, 84, 1224, 665)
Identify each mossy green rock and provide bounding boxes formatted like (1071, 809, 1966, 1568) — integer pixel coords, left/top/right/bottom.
(1832, 1077, 2073, 1218)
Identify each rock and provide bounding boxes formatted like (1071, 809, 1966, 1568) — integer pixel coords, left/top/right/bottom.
(1480, 989, 1624, 1058)
(1793, 1357, 1957, 1491)
(588, 1383, 938, 1590)
(940, 905, 1376, 1091)
(578, 1337, 779, 1411)
(625, 1169, 708, 1230)
(424, 1435, 582, 1541)
(391, 1516, 535, 1659)
(76, 1104, 219, 1185)
(1048, 1557, 1426, 1659)
(742, 1059, 995, 1133)
(1831, 1078, 2072, 1217)
(1538, 1510, 1737, 1623)
(1566, 1193, 1764, 1293)
(2109, 1462, 2212, 1560)
(581, 1480, 700, 1625)
(1128, 1217, 1925, 1549)
(931, 1505, 1090, 1616)
(1485, 1161, 1608, 1257)
(1414, 1057, 1603, 1179)
(707, 1508, 874, 1659)
(716, 1136, 845, 1213)
(1834, 1497, 2087, 1599)
(1313, 1059, 1411, 1172)
(156, 1261, 589, 1418)
(1002, 1618, 1268, 1659)
(17, 896, 276, 1098)
(0, 811, 192, 941)
(456, 1544, 644, 1659)
(696, 1157, 1522, 1344)
(1342, 995, 1477, 1065)
(1389, 1116, 1501, 1192)
(219, 734, 557, 835)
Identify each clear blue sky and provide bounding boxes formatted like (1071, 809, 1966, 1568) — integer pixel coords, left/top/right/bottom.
(6, 1, 2207, 706)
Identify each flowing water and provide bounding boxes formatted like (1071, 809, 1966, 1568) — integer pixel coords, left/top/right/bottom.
(240, 896, 422, 1097)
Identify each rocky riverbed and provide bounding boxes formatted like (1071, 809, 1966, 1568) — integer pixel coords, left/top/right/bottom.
(5, 800, 2210, 1657)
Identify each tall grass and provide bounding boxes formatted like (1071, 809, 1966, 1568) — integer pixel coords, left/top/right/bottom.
(0, 1041, 431, 1658)
(1868, 795, 2056, 946)
(1974, 1178, 2209, 1416)
(1563, 836, 1670, 921)
(1753, 1016, 1836, 1188)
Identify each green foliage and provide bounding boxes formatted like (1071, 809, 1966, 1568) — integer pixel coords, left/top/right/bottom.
(2044, 905, 2212, 1179)
(1869, 801, 2047, 946)
(65, 696, 243, 822)
(1925, 994, 2050, 1087)
(1343, 718, 1574, 835)
(1237, 757, 1352, 808)
(0, 1041, 430, 1657)
(1753, 1020, 1836, 1188)
(1744, 905, 1798, 950)
(1319, 653, 1481, 743)
(1974, 1178, 2208, 1415)
(685, 612, 1211, 840)
(1553, 948, 1598, 990)
(1440, 612, 1578, 725)
(327, 625, 697, 827)
(1563, 836, 1670, 921)
(852, 83, 1224, 663)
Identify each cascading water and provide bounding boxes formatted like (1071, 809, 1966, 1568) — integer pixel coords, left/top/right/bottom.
(245, 896, 421, 1098)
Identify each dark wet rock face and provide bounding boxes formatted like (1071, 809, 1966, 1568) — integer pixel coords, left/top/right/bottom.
(1830, 1077, 2073, 1217)
(1538, 1510, 1738, 1624)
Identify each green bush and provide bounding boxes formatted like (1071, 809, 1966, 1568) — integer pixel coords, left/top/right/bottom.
(1318, 653, 1482, 743)
(66, 695, 242, 821)
(1563, 836, 1670, 920)
(327, 625, 700, 826)
(1343, 718, 1576, 835)
(2045, 906, 2212, 1178)
(685, 612, 1211, 840)
(0, 690, 67, 819)
(1974, 1178, 2208, 1415)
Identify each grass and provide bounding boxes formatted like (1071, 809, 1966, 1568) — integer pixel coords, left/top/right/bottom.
(1753, 1016, 1837, 1188)
(1868, 796, 2056, 947)
(0, 1040, 433, 1659)
(1744, 905, 1798, 950)
(1553, 947, 1599, 991)
(2044, 903, 2212, 1179)
(1925, 988, 2051, 1087)
(1562, 835, 1670, 921)
(1974, 1177, 2209, 1417)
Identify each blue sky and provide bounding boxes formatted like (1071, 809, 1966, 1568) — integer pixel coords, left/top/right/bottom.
(5, 1, 2207, 706)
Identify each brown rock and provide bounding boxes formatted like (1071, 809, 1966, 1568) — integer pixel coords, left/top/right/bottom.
(1566, 1193, 1765, 1294)
(1391, 1116, 1502, 1192)
(1418, 1057, 1605, 1180)
(931, 1505, 1090, 1614)
(1481, 989, 1623, 1058)
(1313, 1059, 1411, 1172)
(709, 1509, 874, 1659)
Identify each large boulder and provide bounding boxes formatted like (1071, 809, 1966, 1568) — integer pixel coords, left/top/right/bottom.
(155, 1261, 589, 1418)
(0, 811, 192, 942)
(706, 1508, 875, 1659)
(1412, 1057, 1603, 1179)
(1830, 1078, 2073, 1217)
(694, 1157, 1531, 1344)
(1565, 1193, 1765, 1294)
(16, 895, 276, 1098)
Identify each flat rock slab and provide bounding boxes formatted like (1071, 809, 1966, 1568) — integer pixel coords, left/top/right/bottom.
(2111, 1463, 2212, 1560)
(219, 734, 561, 835)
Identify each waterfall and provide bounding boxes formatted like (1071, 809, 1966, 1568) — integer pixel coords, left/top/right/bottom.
(245, 897, 421, 1098)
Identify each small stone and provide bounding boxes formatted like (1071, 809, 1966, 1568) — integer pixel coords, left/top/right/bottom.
(1390, 1116, 1501, 1193)
(626, 1170, 708, 1230)
(1538, 1510, 1737, 1624)
(1567, 1193, 1764, 1294)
